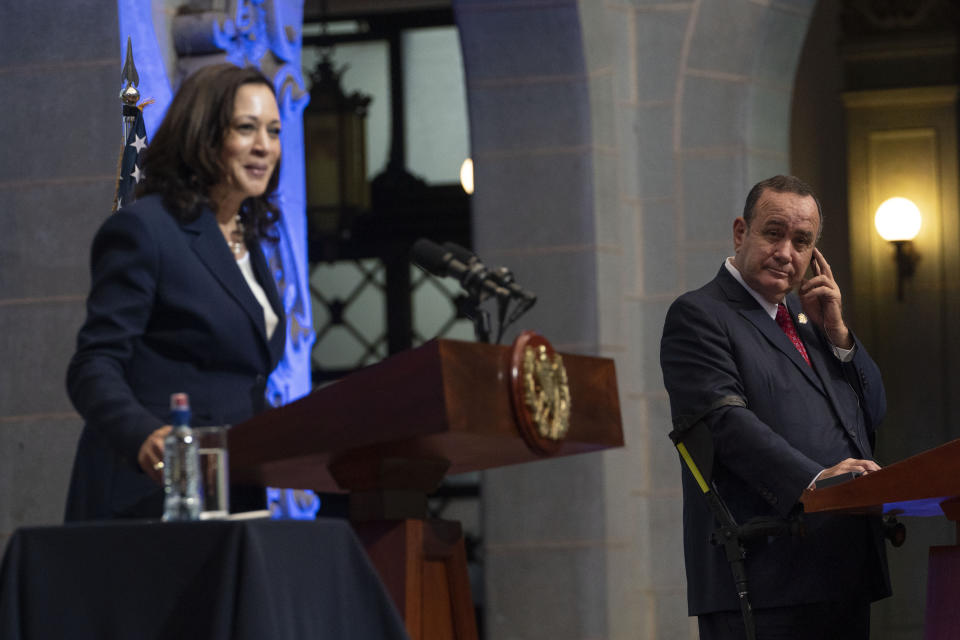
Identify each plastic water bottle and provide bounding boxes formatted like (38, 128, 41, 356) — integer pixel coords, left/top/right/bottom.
(162, 392, 200, 521)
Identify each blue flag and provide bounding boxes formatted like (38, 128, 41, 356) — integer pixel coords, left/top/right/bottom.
(114, 108, 148, 210)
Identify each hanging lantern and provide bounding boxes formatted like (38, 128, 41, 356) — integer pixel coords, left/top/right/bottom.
(303, 50, 372, 240)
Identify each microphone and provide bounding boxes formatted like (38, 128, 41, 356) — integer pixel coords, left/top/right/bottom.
(441, 242, 537, 306)
(411, 238, 510, 299)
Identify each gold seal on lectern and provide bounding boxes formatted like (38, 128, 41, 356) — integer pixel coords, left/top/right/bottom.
(509, 332, 572, 454)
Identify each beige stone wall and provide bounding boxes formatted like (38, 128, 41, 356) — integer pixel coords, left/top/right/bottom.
(590, 2, 818, 637)
(0, 4, 120, 553)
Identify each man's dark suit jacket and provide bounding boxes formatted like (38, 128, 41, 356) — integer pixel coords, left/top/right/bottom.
(65, 194, 286, 521)
(660, 265, 890, 615)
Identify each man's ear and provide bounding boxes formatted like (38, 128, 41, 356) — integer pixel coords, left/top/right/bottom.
(733, 217, 747, 251)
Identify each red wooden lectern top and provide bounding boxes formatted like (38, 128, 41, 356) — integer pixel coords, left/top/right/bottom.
(801, 438, 960, 519)
(801, 438, 960, 640)
(228, 337, 624, 493)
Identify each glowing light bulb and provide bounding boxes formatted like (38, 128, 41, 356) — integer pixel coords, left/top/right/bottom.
(874, 197, 922, 242)
(460, 158, 474, 195)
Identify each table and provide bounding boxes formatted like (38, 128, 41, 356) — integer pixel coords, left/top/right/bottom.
(0, 518, 409, 640)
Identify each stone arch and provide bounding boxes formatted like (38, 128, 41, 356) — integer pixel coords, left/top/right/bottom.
(455, 0, 599, 350)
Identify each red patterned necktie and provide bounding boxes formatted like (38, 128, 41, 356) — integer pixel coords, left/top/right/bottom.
(776, 303, 810, 366)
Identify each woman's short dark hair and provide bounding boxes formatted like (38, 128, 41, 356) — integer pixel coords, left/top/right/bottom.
(137, 63, 280, 240)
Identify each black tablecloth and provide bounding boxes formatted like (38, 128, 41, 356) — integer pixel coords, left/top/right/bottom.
(0, 518, 409, 640)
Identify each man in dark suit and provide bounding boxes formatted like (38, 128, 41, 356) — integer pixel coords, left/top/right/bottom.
(660, 175, 890, 638)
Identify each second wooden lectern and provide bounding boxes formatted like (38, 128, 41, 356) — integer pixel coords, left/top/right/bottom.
(229, 337, 624, 639)
(802, 438, 960, 638)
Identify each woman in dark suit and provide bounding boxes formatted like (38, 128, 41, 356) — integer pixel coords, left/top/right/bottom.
(65, 64, 286, 520)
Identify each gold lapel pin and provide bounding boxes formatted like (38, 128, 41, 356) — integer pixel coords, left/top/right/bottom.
(797, 313, 808, 325)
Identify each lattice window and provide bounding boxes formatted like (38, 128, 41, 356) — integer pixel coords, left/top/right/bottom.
(411, 265, 476, 346)
(309, 258, 475, 380)
(310, 259, 388, 372)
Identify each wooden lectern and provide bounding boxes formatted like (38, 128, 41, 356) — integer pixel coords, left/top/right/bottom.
(229, 338, 624, 639)
(801, 438, 960, 639)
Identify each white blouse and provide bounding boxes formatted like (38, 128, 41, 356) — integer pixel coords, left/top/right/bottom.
(236, 252, 279, 340)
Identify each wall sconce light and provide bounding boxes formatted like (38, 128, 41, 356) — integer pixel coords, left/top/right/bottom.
(874, 197, 921, 300)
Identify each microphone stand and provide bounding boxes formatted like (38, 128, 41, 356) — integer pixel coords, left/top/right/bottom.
(495, 297, 509, 345)
(473, 306, 492, 344)
(470, 298, 490, 344)
(467, 282, 513, 345)
(460, 285, 492, 344)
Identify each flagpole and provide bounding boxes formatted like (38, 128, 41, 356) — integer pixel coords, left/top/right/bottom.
(119, 36, 140, 144)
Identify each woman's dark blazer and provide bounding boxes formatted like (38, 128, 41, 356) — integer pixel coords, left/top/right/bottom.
(65, 194, 286, 520)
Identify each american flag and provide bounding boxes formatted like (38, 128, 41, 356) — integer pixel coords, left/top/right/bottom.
(114, 108, 148, 211)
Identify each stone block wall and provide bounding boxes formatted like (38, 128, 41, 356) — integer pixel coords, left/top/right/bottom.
(0, 2, 120, 553)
